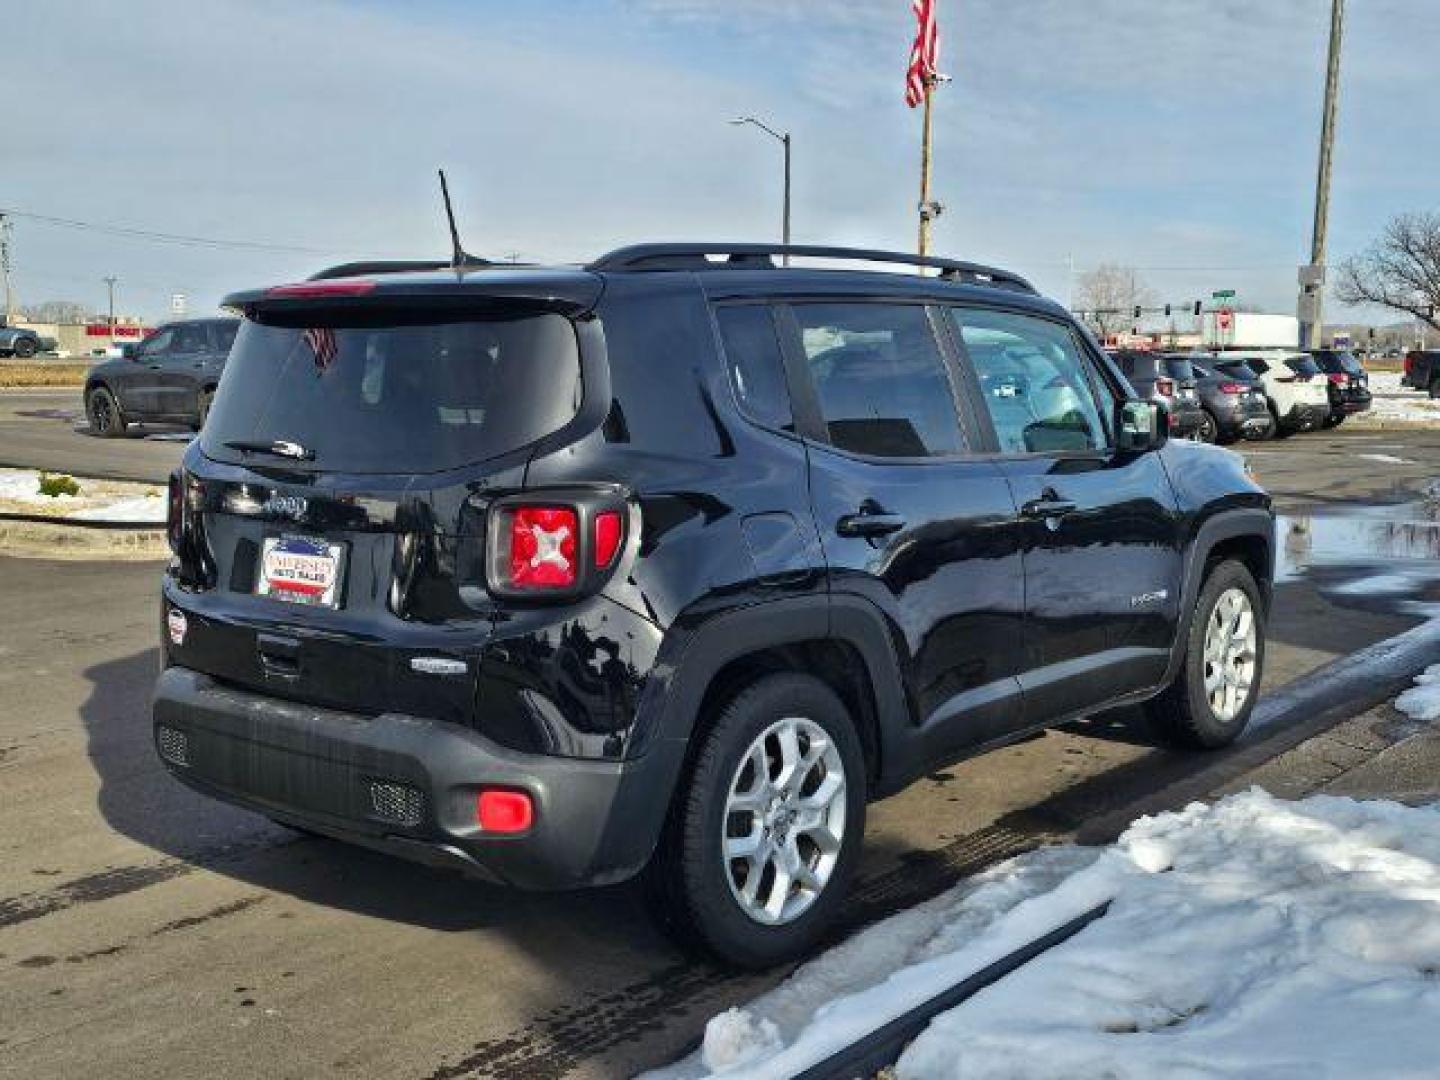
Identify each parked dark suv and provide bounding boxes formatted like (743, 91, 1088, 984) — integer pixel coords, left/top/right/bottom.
(1185, 358, 1273, 443)
(1309, 348, 1372, 427)
(1107, 351, 1206, 439)
(152, 244, 1273, 967)
(84, 317, 240, 436)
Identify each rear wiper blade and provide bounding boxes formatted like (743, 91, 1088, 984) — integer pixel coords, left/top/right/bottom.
(223, 438, 315, 461)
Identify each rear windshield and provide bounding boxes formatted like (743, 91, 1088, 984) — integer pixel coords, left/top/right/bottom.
(1214, 361, 1260, 382)
(1315, 351, 1363, 375)
(1162, 357, 1195, 380)
(1285, 356, 1322, 378)
(202, 311, 581, 473)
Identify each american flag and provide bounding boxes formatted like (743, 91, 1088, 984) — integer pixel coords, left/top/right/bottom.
(904, 0, 940, 108)
(303, 326, 338, 373)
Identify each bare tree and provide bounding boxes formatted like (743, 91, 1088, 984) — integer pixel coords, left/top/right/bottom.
(1073, 264, 1157, 338)
(1335, 212, 1440, 331)
(19, 299, 96, 324)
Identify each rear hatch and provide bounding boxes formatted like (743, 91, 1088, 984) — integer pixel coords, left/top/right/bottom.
(1281, 355, 1330, 406)
(172, 287, 590, 722)
(1162, 356, 1202, 408)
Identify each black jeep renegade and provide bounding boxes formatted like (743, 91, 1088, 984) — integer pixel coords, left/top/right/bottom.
(153, 244, 1272, 967)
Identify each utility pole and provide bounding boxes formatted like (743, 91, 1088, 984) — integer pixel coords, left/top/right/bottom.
(103, 276, 117, 336)
(1299, 0, 1344, 350)
(0, 213, 14, 326)
(729, 116, 792, 264)
(918, 77, 937, 258)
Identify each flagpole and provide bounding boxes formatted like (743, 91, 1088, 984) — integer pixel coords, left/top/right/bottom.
(918, 75, 935, 259)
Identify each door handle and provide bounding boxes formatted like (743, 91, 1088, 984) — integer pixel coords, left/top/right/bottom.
(1020, 489, 1078, 519)
(836, 512, 907, 538)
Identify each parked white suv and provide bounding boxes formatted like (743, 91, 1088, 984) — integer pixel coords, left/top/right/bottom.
(1194, 351, 1329, 437)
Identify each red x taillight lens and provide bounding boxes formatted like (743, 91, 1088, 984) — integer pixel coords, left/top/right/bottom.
(502, 506, 578, 590)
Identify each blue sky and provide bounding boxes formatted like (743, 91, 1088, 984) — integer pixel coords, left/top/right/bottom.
(7, 0, 1436, 321)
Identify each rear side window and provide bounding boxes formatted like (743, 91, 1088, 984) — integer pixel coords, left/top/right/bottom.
(793, 303, 965, 458)
(212, 322, 238, 354)
(1216, 362, 1260, 381)
(715, 305, 793, 431)
(1163, 357, 1195, 380)
(203, 312, 581, 474)
(1285, 356, 1322, 378)
(954, 308, 1111, 454)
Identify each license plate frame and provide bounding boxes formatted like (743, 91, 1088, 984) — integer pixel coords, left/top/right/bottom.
(257, 534, 348, 609)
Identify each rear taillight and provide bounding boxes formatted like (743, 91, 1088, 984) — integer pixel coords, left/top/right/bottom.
(486, 496, 628, 598)
(166, 471, 184, 552)
(1404, 354, 1416, 376)
(594, 510, 623, 569)
(1155, 377, 1176, 397)
(1218, 381, 1245, 395)
(502, 506, 578, 590)
(1327, 372, 1347, 385)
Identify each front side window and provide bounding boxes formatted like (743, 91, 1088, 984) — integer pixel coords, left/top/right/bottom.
(171, 324, 210, 354)
(794, 303, 965, 458)
(141, 329, 175, 357)
(715, 305, 793, 431)
(953, 308, 1110, 454)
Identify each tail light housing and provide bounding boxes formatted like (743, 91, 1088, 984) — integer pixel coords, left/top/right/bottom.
(1217, 381, 1245, 395)
(485, 491, 629, 600)
(1326, 372, 1347, 385)
(166, 471, 185, 552)
(1404, 353, 1416, 377)
(1155, 377, 1176, 397)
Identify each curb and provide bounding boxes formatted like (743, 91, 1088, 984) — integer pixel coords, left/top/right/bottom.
(0, 511, 168, 560)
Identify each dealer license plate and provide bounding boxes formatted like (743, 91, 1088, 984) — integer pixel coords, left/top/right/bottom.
(257, 535, 347, 608)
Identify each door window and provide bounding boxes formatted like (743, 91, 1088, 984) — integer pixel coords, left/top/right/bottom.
(212, 322, 239, 354)
(171, 324, 209, 354)
(793, 303, 965, 458)
(140, 329, 175, 357)
(715, 305, 793, 431)
(953, 308, 1111, 454)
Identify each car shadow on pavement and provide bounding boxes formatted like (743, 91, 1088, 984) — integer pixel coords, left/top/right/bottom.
(77, 647, 673, 954)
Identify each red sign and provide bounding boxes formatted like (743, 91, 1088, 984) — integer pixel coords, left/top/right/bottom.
(1217, 308, 1234, 331)
(84, 324, 149, 338)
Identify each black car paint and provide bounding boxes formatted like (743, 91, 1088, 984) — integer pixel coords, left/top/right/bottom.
(154, 261, 1272, 890)
(85, 318, 239, 428)
(1310, 349, 1373, 421)
(1402, 350, 1439, 395)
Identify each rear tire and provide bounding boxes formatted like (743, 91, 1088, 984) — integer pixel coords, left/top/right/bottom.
(13, 337, 37, 359)
(645, 673, 866, 969)
(1429, 377, 1440, 400)
(1196, 410, 1219, 444)
(86, 385, 127, 437)
(1145, 559, 1264, 749)
(1323, 413, 1345, 429)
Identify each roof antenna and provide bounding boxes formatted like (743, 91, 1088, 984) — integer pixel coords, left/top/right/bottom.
(438, 169, 471, 270)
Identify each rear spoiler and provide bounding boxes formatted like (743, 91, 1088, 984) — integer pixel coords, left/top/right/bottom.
(221, 271, 603, 320)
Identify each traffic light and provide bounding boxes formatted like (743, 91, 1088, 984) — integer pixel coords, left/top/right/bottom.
(1192, 301, 1202, 316)
(1369, 327, 1376, 341)
(1133, 305, 1142, 319)
(1164, 304, 1171, 317)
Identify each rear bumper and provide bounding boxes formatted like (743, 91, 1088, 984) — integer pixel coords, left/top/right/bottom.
(1168, 405, 1205, 437)
(152, 666, 683, 889)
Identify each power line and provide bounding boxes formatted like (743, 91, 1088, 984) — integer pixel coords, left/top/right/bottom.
(0, 207, 333, 255)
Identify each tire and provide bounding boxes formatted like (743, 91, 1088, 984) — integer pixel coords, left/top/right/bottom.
(1323, 413, 1345, 429)
(1196, 410, 1219, 444)
(1268, 406, 1292, 439)
(645, 672, 867, 969)
(194, 389, 213, 432)
(13, 336, 37, 359)
(1145, 559, 1265, 749)
(1429, 377, 1440, 401)
(86, 385, 127, 437)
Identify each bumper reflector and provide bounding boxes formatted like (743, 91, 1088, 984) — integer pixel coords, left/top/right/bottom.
(477, 789, 534, 833)
(156, 725, 189, 767)
(369, 780, 425, 827)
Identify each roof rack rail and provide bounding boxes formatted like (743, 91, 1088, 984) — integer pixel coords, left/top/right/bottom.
(308, 256, 494, 281)
(586, 243, 1037, 294)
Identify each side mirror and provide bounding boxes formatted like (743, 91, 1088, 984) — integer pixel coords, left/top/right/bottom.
(120, 343, 138, 360)
(1117, 399, 1167, 453)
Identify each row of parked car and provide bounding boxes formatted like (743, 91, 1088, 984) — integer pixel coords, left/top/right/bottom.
(1109, 347, 1373, 444)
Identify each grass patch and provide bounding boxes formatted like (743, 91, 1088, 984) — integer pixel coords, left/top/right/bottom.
(0, 363, 89, 388)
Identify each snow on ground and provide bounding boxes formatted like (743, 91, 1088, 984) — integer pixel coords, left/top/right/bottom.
(1363, 371, 1440, 425)
(1396, 664, 1440, 722)
(662, 790, 1440, 1079)
(0, 468, 165, 522)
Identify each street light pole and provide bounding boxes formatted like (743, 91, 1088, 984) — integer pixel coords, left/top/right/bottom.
(729, 116, 792, 264)
(1300, 0, 1344, 350)
(103, 276, 117, 336)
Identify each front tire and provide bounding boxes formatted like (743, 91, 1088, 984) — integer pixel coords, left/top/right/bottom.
(1145, 559, 1265, 749)
(646, 673, 866, 969)
(86, 386, 127, 437)
(1196, 410, 1219, 444)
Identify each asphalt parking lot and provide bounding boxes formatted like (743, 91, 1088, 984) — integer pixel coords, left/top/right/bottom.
(1, 419, 1437, 1079)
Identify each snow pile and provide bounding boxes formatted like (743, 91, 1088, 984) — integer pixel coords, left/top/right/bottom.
(1396, 664, 1440, 722)
(1364, 371, 1440, 425)
(667, 791, 1440, 1079)
(0, 468, 166, 523)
